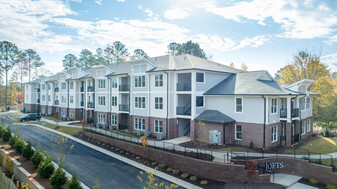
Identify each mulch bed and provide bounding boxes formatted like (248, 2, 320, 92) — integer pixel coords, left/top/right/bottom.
(76, 133, 226, 189)
(298, 178, 326, 189)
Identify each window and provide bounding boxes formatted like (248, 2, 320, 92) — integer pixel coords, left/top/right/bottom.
(98, 96, 106, 106)
(155, 97, 163, 109)
(300, 98, 305, 110)
(134, 118, 145, 130)
(235, 98, 243, 113)
(280, 98, 286, 110)
(196, 96, 204, 107)
(271, 126, 277, 142)
(134, 75, 145, 87)
(154, 120, 163, 133)
(61, 109, 66, 117)
(135, 97, 145, 109)
(70, 96, 74, 103)
(42, 84, 45, 90)
(306, 97, 310, 109)
(307, 119, 311, 132)
(48, 84, 50, 90)
(111, 78, 117, 88)
(301, 120, 306, 135)
(155, 74, 163, 87)
(235, 125, 242, 140)
(196, 72, 204, 82)
(98, 79, 106, 88)
(48, 95, 51, 102)
(61, 82, 66, 89)
(62, 96, 66, 103)
(70, 82, 74, 89)
(111, 96, 117, 106)
(281, 122, 285, 136)
(98, 113, 106, 124)
(111, 115, 117, 125)
(271, 98, 277, 114)
(42, 95, 46, 101)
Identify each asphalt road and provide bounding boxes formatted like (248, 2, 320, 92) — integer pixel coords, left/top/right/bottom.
(0, 113, 180, 189)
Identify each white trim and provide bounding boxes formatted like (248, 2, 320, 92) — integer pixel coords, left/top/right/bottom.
(271, 98, 278, 114)
(235, 124, 242, 140)
(154, 120, 163, 134)
(301, 120, 306, 135)
(235, 97, 243, 113)
(307, 119, 311, 132)
(271, 125, 277, 143)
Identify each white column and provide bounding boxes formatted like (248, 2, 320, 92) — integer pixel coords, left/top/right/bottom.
(265, 97, 269, 124)
(191, 72, 196, 119)
(287, 97, 291, 122)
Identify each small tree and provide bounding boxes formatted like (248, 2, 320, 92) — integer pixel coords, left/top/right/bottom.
(67, 173, 83, 189)
(14, 137, 25, 154)
(22, 141, 35, 159)
(38, 153, 55, 178)
(53, 134, 74, 167)
(31, 147, 45, 167)
(50, 166, 67, 189)
(2, 127, 11, 142)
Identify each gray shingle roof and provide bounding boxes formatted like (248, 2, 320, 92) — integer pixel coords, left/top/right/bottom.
(195, 110, 235, 124)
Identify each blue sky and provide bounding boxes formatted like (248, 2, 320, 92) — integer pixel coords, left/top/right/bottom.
(1, 0, 337, 79)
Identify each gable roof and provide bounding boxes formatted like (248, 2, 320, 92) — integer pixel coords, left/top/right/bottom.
(195, 110, 235, 124)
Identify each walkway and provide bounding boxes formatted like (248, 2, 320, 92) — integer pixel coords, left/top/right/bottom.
(271, 174, 317, 189)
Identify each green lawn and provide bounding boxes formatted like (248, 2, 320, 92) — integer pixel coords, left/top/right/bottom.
(35, 121, 82, 136)
(42, 116, 63, 122)
(284, 137, 337, 154)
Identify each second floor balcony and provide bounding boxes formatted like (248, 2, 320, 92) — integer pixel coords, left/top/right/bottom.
(54, 100, 59, 105)
(87, 102, 94, 108)
(80, 101, 84, 106)
(291, 108, 299, 118)
(80, 87, 84, 92)
(176, 106, 191, 116)
(37, 88, 40, 92)
(280, 109, 287, 118)
(177, 83, 191, 91)
(37, 99, 40, 103)
(87, 86, 95, 92)
(119, 85, 129, 92)
(54, 87, 59, 92)
(119, 104, 129, 112)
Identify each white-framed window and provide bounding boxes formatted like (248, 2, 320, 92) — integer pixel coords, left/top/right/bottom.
(111, 114, 117, 126)
(48, 95, 51, 102)
(98, 113, 106, 124)
(281, 122, 285, 137)
(42, 84, 46, 90)
(70, 96, 74, 103)
(154, 120, 163, 133)
(42, 95, 46, 101)
(271, 126, 277, 142)
(70, 82, 74, 89)
(155, 97, 163, 109)
(306, 97, 310, 109)
(155, 74, 163, 87)
(135, 97, 145, 109)
(235, 98, 243, 113)
(196, 72, 204, 82)
(280, 98, 286, 110)
(134, 75, 145, 88)
(301, 120, 306, 135)
(235, 125, 242, 140)
(98, 79, 106, 88)
(307, 119, 311, 132)
(196, 96, 204, 107)
(62, 96, 66, 103)
(134, 118, 145, 130)
(300, 98, 305, 110)
(111, 96, 117, 106)
(48, 84, 50, 90)
(61, 82, 66, 89)
(111, 78, 117, 88)
(98, 96, 106, 106)
(271, 98, 277, 114)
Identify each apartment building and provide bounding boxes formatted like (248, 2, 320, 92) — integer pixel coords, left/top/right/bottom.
(24, 54, 315, 149)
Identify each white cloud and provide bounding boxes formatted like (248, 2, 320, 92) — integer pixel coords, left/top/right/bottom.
(117, 0, 125, 2)
(322, 53, 337, 72)
(199, 0, 337, 39)
(138, 5, 142, 9)
(95, 0, 103, 5)
(164, 8, 190, 20)
(144, 9, 153, 17)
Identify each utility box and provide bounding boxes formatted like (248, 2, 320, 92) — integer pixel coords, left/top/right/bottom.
(209, 130, 221, 145)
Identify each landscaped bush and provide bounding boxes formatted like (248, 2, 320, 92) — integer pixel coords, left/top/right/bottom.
(309, 179, 318, 185)
(0, 126, 6, 137)
(38, 154, 55, 178)
(50, 167, 67, 189)
(2, 128, 11, 142)
(158, 164, 165, 169)
(8, 135, 17, 147)
(31, 147, 45, 167)
(190, 176, 198, 182)
(151, 162, 157, 166)
(326, 184, 337, 189)
(181, 173, 189, 178)
(22, 141, 35, 160)
(249, 141, 254, 148)
(172, 169, 179, 175)
(167, 167, 172, 172)
(67, 173, 83, 189)
(14, 137, 26, 154)
(200, 180, 208, 185)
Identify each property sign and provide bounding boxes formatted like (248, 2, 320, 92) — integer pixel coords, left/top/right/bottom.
(265, 162, 284, 172)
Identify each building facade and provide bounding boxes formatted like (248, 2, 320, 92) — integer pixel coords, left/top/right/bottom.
(24, 55, 315, 149)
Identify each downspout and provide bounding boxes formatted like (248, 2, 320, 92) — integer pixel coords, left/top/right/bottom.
(164, 71, 169, 139)
(262, 95, 266, 150)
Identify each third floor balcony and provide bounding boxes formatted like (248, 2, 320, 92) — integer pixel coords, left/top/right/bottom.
(54, 87, 59, 92)
(87, 86, 95, 92)
(176, 83, 191, 91)
(119, 104, 129, 112)
(119, 85, 129, 92)
(291, 108, 299, 118)
(55, 100, 59, 105)
(87, 102, 94, 108)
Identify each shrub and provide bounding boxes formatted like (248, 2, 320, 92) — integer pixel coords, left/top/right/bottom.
(158, 164, 165, 169)
(190, 176, 198, 182)
(38, 154, 55, 178)
(0, 126, 6, 137)
(31, 148, 45, 167)
(167, 167, 172, 172)
(67, 173, 83, 189)
(50, 167, 67, 189)
(181, 173, 189, 178)
(309, 179, 318, 185)
(2, 128, 11, 142)
(200, 180, 208, 185)
(325, 130, 331, 137)
(151, 162, 157, 166)
(249, 141, 254, 148)
(14, 137, 26, 154)
(326, 184, 337, 189)
(22, 141, 35, 160)
(172, 169, 179, 175)
(8, 135, 17, 147)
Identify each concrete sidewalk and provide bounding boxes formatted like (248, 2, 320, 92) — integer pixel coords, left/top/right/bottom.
(271, 174, 317, 189)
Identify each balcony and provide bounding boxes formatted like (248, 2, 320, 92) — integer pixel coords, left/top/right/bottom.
(54, 100, 59, 105)
(119, 85, 129, 92)
(80, 87, 84, 92)
(37, 88, 40, 92)
(119, 104, 130, 112)
(176, 106, 191, 116)
(87, 86, 95, 92)
(80, 101, 84, 106)
(280, 109, 287, 118)
(54, 87, 59, 92)
(87, 102, 95, 108)
(177, 83, 191, 91)
(291, 108, 299, 118)
(37, 99, 40, 103)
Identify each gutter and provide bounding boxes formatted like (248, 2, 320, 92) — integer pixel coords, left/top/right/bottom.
(262, 95, 266, 150)
(164, 71, 169, 139)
